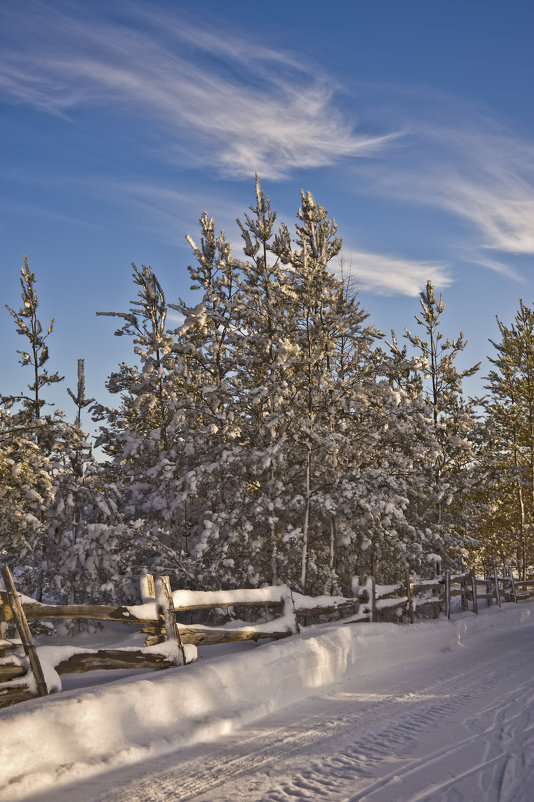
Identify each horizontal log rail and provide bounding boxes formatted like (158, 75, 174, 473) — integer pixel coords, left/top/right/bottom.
(19, 603, 157, 626)
(1, 561, 532, 712)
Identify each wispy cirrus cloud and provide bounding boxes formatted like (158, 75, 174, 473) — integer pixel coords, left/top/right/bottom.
(353, 95, 534, 262)
(339, 248, 452, 297)
(0, 2, 396, 179)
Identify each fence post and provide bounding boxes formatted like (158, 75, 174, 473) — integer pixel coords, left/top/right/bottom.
(405, 571, 414, 624)
(461, 575, 469, 611)
(445, 569, 451, 620)
(281, 586, 299, 634)
(1, 566, 48, 697)
(493, 564, 501, 608)
(509, 572, 518, 604)
(470, 570, 478, 614)
(364, 576, 376, 621)
(155, 576, 186, 665)
(140, 570, 156, 602)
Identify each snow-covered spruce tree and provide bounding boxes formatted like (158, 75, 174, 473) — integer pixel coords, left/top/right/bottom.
(390, 281, 481, 567)
(480, 301, 534, 578)
(94, 264, 206, 591)
(2, 259, 64, 598)
(267, 191, 378, 591)
(176, 185, 448, 592)
(188, 179, 301, 588)
(44, 360, 125, 608)
(0, 406, 54, 577)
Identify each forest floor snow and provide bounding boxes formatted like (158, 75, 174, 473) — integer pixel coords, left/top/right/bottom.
(1, 603, 534, 801)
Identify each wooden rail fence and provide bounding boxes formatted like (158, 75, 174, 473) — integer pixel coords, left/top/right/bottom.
(1, 563, 533, 709)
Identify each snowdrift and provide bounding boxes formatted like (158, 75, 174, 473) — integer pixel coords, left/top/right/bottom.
(1, 603, 533, 801)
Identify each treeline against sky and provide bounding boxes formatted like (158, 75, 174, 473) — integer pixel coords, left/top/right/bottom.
(2, 180, 534, 607)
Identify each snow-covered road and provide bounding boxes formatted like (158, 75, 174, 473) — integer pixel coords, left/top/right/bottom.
(22, 610, 534, 802)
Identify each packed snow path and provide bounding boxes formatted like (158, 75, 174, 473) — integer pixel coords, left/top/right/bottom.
(22, 612, 534, 802)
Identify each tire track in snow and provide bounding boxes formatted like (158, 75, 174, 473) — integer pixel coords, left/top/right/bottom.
(95, 643, 532, 802)
(344, 673, 534, 802)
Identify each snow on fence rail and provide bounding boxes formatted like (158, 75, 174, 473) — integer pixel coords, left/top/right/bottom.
(1, 563, 534, 709)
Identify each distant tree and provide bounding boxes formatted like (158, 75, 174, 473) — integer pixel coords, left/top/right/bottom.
(481, 300, 534, 578)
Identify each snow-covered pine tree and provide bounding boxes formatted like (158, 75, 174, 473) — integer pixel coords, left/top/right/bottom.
(95, 264, 206, 591)
(481, 300, 534, 578)
(2, 259, 64, 598)
(44, 360, 125, 608)
(270, 191, 380, 591)
(391, 281, 481, 567)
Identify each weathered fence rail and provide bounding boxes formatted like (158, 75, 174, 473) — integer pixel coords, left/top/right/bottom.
(2, 563, 534, 709)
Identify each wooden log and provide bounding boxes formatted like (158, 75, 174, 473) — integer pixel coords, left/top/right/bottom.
(54, 649, 177, 674)
(471, 571, 478, 615)
(295, 601, 359, 618)
(281, 587, 298, 634)
(0, 663, 26, 681)
(22, 599, 286, 621)
(0, 590, 14, 623)
(22, 603, 158, 626)
(415, 598, 442, 608)
(411, 580, 443, 593)
(445, 569, 451, 620)
(405, 572, 414, 623)
(460, 576, 469, 612)
(155, 576, 185, 665)
(369, 577, 376, 622)
(172, 599, 285, 613)
(140, 571, 156, 602)
(508, 574, 518, 603)
(0, 639, 17, 658)
(1, 566, 48, 698)
(493, 565, 501, 608)
(0, 685, 35, 708)
(146, 624, 292, 646)
(177, 627, 289, 646)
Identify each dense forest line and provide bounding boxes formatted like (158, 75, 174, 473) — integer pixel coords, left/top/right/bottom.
(2, 180, 534, 607)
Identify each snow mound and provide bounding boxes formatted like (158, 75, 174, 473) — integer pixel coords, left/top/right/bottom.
(0, 603, 532, 801)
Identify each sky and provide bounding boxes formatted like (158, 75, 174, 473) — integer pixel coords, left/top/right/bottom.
(1, 0, 533, 422)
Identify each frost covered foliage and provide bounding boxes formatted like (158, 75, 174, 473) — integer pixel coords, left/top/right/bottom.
(388, 281, 481, 568)
(2, 267, 122, 606)
(95, 181, 467, 592)
(475, 301, 534, 578)
(3, 188, 483, 604)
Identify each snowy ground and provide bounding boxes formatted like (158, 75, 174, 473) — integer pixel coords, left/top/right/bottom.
(1, 603, 534, 801)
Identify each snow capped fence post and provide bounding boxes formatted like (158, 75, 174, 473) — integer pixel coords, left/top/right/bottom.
(155, 576, 186, 665)
(281, 586, 299, 634)
(365, 577, 376, 622)
(470, 571, 479, 614)
(445, 570, 451, 620)
(404, 572, 414, 624)
(0, 565, 48, 698)
(509, 571, 518, 604)
(493, 565, 502, 608)
(140, 570, 156, 603)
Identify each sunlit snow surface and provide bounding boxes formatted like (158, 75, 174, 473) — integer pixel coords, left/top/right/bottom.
(1, 604, 534, 801)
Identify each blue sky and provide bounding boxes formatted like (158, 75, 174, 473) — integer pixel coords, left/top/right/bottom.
(1, 0, 533, 420)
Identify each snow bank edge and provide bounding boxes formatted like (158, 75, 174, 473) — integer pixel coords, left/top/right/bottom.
(1, 603, 532, 800)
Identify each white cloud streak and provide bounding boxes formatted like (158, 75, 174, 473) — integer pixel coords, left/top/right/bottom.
(354, 103, 534, 259)
(0, 2, 396, 179)
(339, 248, 452, 297)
